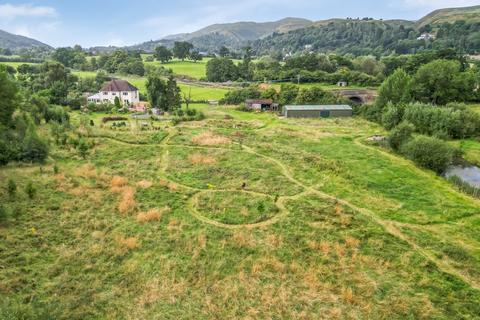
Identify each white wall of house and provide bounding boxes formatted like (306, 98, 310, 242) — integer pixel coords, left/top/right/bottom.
(89, 90, 140, 105)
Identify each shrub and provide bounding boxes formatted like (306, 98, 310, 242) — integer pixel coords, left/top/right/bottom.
(220, 86, 261, 105)
(21, 127, 49, 163)
(388, 122, 415, 151)
(403, 103, 480, 139)
(101, 116, 128, 123)
(7, 179, 16, 198)
(382, 103, 405, 130)
(25, 182, 36, 199)
(400, 135, 461, 173)
(0, 205, 8, 223)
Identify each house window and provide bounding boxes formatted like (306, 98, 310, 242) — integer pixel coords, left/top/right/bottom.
(123, 92, 128, 96)
(103, 92, 108, 95)
(112, 92, 117, 96)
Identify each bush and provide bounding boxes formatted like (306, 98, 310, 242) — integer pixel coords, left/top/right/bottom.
(382, 103, 405, 130)
(21, 127, 49, 163)
(388, 122, 415, 151)
(220, 87, 261, 105)
(0, 205, 8, 223)
(403, 103, 480, 139)
(7, 179, 16, 198)
(400, 135, 461, 173)
(101, 116, 128, 123)
(25, 182, 36, 199)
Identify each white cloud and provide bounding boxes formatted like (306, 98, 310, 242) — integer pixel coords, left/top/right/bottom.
(0, 3, 57, 19)
(139, 0, 309, 39)
(400, 0, 480, 9)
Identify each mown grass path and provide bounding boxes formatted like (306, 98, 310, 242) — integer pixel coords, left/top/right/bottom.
(95, 126, 480, 290)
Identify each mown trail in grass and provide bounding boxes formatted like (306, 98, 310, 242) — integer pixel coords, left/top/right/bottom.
(1, 109, 480, 319)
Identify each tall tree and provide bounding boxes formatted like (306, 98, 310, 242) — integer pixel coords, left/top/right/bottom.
(146, 75, 167, 110)
(165, 76, 182, 111)
(412, 59, 475, 105)
(173, 41, 194, 61)
(189, 50, 203, 63)
(376, 68, 413, 109)
(0, 67, 19, 127)
(219, 46, 230, 57)
(154, 46, 173, 63)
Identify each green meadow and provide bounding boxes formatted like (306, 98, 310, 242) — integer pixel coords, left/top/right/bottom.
(72, 71, 230, 102)
(1, 105, 479, 319)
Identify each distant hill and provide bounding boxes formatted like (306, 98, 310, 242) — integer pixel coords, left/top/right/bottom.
(253, 6, 480, 56)
(128, 5, 480, 55)
(0, 29, 52, 51)
(253, 19, 420, 56)
(417, 5, 480, 27)
(129, 18, 312, 52)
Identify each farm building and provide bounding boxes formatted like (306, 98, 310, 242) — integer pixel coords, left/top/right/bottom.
(283, 105, 353, 118)
(246, 99, 279, 111)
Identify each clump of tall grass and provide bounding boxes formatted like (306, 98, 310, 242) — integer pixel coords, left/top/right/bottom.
(447, 176, 480, 198)
(192, 132, 230, 146)
(188, 153, 217, 165)
(136, 207, 169, 223)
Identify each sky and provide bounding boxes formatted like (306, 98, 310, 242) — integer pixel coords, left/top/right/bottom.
(0, 0, 479, 48)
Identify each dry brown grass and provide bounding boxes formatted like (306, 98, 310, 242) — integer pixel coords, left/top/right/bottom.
(111, 176, 128, 192)
(74, 163, 97, 179)
(115, 235, 139, 250)
(192, 131, 230, 146)
(118, 187, 136, 214)
(188, 153, 217, 165)
(341, 287, 355, 304)
(158, 179, 178, 192)
(136, 180, 153, 189)
(136, 207, 169, 223)
(319, 241, 331, 255)
(232, 230, 256, 248)
(345, 236, 360, 249)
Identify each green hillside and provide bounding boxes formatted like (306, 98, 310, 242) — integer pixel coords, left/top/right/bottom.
(0, 29, 52, 51)
(417, 5, 480, 27)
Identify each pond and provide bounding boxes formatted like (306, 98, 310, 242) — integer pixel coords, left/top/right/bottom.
(445, 165, 480, 188)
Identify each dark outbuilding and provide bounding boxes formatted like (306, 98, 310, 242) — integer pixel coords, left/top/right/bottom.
(283, 105, 353, 118)
(246, 99, 279, 111)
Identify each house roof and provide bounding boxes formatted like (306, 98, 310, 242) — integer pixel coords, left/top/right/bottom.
(284, 105, 352, 111)
(87, 93, 101, 100)
(101, 79, 138, 92)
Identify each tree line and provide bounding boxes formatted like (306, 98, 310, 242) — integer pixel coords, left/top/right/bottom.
(360, 58, 480, 173)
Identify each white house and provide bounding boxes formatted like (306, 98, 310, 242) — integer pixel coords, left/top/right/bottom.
(88, 79, 140, 106)
(417, 33, 435, 41)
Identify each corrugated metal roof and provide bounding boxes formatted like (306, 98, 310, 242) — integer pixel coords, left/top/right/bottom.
(284, 105, 352, 111)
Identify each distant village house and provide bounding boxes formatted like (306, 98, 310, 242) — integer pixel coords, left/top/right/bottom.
(417, 33, 435, 41)
(88, 79, 140, 106)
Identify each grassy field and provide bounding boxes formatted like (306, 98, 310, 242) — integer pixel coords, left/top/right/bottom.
(0, 61, 39, 69)
(72, 71, 230, 102)
(145, 58, 212, 80)
(1, 106, 479, 319)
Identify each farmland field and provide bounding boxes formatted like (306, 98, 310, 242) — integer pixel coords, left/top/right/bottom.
(72, 71, 230, 101)
(0, 61, 39, 69)
(1, 106, 479, 319)
(145, 58, 212, 79)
